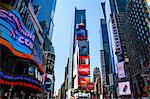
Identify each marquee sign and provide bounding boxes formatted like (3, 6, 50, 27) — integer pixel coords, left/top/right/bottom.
(0, 71, 41, 86)
(0, 9, 35, 54)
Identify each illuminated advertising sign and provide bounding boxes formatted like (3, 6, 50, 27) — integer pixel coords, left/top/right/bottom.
(0, 71, 41, 86)
(79, 56, 90, 65)
(32, 39, 43, 65)
(118, 81, 131, 96)
(78, 41, 89, 56)
(0, 79, 43, 92)
(78, 65, 90, 76)
(117, 61, 126, 78)
(76, 29, 87, 40)
(78, 76, 90, 87)
(0, 9, 35, 54)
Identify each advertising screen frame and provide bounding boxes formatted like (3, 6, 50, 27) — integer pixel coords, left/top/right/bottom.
(78, 41, 89, 56)
(118, 81, 131, 96)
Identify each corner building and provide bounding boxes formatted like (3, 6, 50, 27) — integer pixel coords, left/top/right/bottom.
(0, 1, 44, 98)
(0, 0, 56, 98)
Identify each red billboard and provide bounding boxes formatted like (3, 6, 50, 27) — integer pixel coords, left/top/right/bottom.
(78, 56, 90, 76)
(78, 64, 90, 76)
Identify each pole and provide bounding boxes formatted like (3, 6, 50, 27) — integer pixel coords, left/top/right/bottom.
(8, 85, 13, 99)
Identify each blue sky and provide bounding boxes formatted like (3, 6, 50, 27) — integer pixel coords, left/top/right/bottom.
(53, 0, 105, 92)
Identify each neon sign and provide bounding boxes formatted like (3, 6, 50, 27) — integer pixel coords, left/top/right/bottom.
(0, 9, 35, 54)
(0, 79, 44, 92)
(0, 71, 41, 86)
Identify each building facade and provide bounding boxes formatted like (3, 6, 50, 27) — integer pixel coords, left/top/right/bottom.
(124, 0, 150, 97)
(0, 0, 56, 98)
(100, 2, 117, 98)
(103, 0, 132, 98)
(68, 8, 91, 98)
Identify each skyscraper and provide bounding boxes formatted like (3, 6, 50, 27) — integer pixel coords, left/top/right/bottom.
(68, 9, 87, 90)
(101, 2, 118, 98)
(103, 0, 132, 98)
(124, 0, 150, 97)
(68, 8, 91, 98)
(32, 0, 56, 41)
(31, 0, 57, 98)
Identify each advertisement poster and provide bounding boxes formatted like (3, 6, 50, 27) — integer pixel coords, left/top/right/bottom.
(0, 8, 43, 66)
(78, 65, 90, 76)
(78, 41, 89, 56)
(78, 76, 90, 87)
(118, 81, 131, 96)
(0, 9, 35, 54)
(117, 61, 126, 78)
(79, 56, 89, 65)
(76, 29, 87, 40)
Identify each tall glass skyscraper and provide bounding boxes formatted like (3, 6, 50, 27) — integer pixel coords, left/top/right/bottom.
(68, 9, 87, 90)
(103, 0, 130, 98)
(68, 8, 91, 98)
(32, 0, 57, 41)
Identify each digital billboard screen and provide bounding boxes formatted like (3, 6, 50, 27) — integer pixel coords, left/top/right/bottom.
(117, 61, 126, 79)
(78, 41, 89, 56)
(78, 65, 90, 76)
(76, 29, 87, 40)
(79, 56, 90, 65)
(0, 9, 35, 54)
(0, 8, 43, 67)
(78, 76, 90, 87)
(118, 81, 131, 96)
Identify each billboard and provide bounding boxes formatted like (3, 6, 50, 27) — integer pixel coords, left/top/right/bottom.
(118, 81, 131, 96)
(79, 56, 90, 65)
(117, 61, 126, 78)
(0, 9, 35, 54)
(0, 8, 43, 66)
(78, 41, 89, 56)
(78, 76, 90, 87)
(78, 65, 90, 76)
(76, 29, 87, 40)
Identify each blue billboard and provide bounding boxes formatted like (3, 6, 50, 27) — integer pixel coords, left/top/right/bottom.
(0, 9, 35, 54)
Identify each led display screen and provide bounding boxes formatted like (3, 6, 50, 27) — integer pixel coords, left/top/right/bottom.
(78, 65, 90, 76)
(78, 76, 90, 87)
(78, 41, 89, 56)
(0, 9, 35, 54)
(0, 71, 41, 86)
(76, 29, 87, 40)
(117, 61, 126, 78)
(118, 81, 131, 96)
